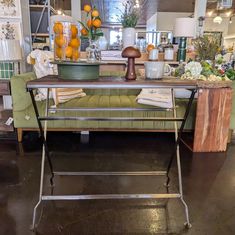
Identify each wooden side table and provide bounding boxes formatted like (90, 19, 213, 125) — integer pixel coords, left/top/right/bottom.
(26, 76, 198, 231)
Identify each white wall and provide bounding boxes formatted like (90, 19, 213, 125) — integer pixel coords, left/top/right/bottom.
(71, 0, 81, 21)
(147, 13, 157, 31)
(157, 12, 190, 31)
(224, 19, 235, 48)
(228, 19, 235, 35)
(204, 17, 230, 35)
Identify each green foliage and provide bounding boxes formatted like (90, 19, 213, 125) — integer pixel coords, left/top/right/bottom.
(116, 0, 139, 28)
(193, 35, 220, 61)
(78, 17, 103, 41)
(225, 69, 235, 80)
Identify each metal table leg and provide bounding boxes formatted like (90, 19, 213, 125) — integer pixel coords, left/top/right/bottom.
(165, 89, 196, 228)
(29, 89, 54, 182)
(29, 89, 54, 230)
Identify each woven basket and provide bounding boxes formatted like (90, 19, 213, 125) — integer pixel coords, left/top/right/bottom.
(197, 80, 233, 88)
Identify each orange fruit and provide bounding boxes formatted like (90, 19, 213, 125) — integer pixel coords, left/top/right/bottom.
(147, 44, 155, 53)
(55, 34, 66, 47)
(69, 38, 80, 48)
(53, 22, 63, 34)
(72, 50, 80, 60)
(81, 28, 88, 36)
(70, 25, 78, 38)
(84, 4, 91, 13)
(87, 19, 93, 28)
(91, 9, 99, 17)
(65, 46, 73, 58)
(92, 19, 101, 28)
(56, 47, 63, 59)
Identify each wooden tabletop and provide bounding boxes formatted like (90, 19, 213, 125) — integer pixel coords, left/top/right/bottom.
(26, 76, 198, 90)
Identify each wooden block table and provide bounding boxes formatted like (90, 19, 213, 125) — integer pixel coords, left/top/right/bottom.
(194, 87, 233, 152)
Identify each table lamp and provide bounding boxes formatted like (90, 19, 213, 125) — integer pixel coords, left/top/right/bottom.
(0, 40, 22, 79)
(173, 18, 196, 62)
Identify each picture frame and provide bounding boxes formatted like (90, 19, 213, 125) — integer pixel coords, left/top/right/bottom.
(0, 0, 21, 19)
(0, 20, 21, 41)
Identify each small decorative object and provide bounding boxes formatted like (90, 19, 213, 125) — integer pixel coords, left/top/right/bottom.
(52, 61, 101, 80)
(53, 21, 80, 62)
(164, 46, 174, 61)
(149, 48, 159, 61)
(117, 0, 140, 48)
(145, 61, 172, 79)
(121, 46, 141, 80)
(78, 4, 103, 62)
(146, 44, 155, 53)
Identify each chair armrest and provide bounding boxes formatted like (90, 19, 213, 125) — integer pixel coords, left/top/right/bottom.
(11, 72, 36, 111)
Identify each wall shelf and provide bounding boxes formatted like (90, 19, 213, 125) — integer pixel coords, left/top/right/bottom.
(31, 33, 49, 37)
(29, 4, 56, 13)
(224, 34, 235, 40)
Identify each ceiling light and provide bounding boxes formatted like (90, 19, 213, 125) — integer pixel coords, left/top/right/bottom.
(208, 11, 213, 16)
(213, 15, 223, 24)
(229, 17, 232, 23)
(57, 10, 62, 15)
(226, 11, 232, 17)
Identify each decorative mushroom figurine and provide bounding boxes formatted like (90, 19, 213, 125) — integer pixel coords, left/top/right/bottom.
(122, 47, 141, 80)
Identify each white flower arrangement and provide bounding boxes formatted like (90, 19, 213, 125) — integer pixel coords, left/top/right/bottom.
(180, 61, 230, 82)
(184, 61, 202, 77)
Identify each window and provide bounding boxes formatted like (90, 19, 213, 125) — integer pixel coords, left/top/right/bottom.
(109, 30, 122, 45)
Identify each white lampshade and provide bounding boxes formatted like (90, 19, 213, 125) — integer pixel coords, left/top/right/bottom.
(0, 40, 22, 61)
(173, 18, 196, 38)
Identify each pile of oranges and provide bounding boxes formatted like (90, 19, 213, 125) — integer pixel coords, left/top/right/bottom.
(53, 22, 80, 61)
(80, 4, 102, 38)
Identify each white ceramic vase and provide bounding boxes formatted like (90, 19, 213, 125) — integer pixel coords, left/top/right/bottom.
(122, 27, 136, 49)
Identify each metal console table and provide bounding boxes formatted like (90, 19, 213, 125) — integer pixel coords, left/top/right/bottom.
(26, 76, 198, 231)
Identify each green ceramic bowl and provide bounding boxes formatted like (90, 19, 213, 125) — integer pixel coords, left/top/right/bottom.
(52, 61, 103, 80)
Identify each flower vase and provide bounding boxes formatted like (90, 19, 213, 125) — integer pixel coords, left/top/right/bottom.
(86, 39, 101, 62)
(122, 27, 136, 49)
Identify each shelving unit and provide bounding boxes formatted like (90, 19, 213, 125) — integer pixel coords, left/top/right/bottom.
(29, 0, 56, 49)
(0, 80, 14, 132)
(224, 34, 235, 40)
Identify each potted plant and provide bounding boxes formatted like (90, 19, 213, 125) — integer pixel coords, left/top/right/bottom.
(193, 35, 220, 67)
(117, 0, 140, 49)
(79, 4, 103, 61)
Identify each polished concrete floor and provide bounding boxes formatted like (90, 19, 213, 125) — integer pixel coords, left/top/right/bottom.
(0, 132, 235, 235)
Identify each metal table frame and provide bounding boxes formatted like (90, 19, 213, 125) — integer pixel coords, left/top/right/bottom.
(26, 76, 197, 231)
